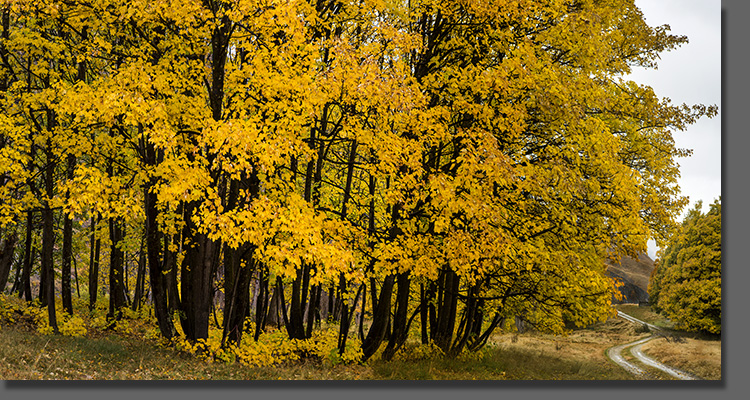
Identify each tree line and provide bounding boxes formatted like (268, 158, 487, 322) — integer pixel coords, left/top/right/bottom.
(649, 198, 721, 335)
(0, 0, 715, 361)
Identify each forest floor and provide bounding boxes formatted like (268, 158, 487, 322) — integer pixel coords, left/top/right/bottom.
(0, 304, 721, 381)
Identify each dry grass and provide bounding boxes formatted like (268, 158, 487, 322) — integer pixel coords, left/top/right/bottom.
(1, 320, 639, 381)
(0, 305, 720, 381)
(640, 337, 722, 380)
(487, 319, 649, 380)
(0, 323, 376, 380)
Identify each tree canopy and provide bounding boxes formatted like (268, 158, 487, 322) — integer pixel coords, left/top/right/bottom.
(0, 0, 717, 361)
(649, 198, 722, 335)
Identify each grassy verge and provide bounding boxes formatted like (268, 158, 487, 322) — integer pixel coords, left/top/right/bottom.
(639, 337, 722, 380)
(0, 302, 719, 380)
(0, 324, 374, 380)
(1, 318, 642, 380)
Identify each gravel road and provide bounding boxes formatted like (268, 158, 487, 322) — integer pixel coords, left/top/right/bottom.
(607, 311, 700, 380)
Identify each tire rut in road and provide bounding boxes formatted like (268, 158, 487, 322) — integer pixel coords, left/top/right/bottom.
(607, 336, 654, 379)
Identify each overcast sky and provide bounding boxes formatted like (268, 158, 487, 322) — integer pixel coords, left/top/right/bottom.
(627, 0, 722, 259)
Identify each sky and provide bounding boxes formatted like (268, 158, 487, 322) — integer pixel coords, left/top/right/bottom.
(627, 0, 722, 259)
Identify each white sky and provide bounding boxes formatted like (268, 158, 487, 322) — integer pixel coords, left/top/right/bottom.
(627, 0, 722, 259)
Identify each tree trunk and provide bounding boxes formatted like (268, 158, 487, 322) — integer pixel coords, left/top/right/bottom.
(305, 283, 321, 337)
(450, 283, 480, 356)
(107, 217, 126, 322)
(88, 215, 101, 311)
(180, 223, 220, 342)
(61, 25, 85, 315)
(435, 267, 459, 352)
(382, 272, 411, 360)
(131, 238, 147, 312)
(264, 278, 281, 329)
(275, 277, 290, 330)
(222, 242, 255, 345)
(361, 274, 395, 361)
(143, 132, 175, 338)
(254, 267, 270, 341)
(164, 231, 182, 323)
(19, 210, 33, 301)
(41, 132, 58, 334)
(176, 6, 231, 344)
(61, 153, 75, 315)
(420, 283, 429, 344)
(0, 230, 17, 293)
(287, 265, 307, 340)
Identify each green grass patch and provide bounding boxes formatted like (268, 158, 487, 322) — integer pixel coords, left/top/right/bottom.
(615, 304, 675, 329)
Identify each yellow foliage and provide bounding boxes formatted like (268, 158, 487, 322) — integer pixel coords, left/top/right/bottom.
(59, 314, 88, 337)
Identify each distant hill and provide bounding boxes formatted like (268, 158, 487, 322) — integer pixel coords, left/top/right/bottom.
(605, 253, 655, 304)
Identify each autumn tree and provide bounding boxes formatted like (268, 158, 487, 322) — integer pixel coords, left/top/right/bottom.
(649, 198, 721, 335)
(0, 0, 716, 362)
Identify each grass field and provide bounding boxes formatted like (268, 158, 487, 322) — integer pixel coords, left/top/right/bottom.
(0, 304, 720, 380)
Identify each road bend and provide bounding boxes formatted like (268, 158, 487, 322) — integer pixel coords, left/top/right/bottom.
(607, 311, 700, 380)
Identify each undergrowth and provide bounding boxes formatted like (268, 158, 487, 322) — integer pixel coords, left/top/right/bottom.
(0, 293, 362, 370)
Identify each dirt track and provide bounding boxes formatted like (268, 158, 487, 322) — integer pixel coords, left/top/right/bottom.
(607, 311, 700, 380)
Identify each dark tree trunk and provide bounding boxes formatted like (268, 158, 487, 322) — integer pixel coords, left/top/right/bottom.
(450, 284, 479, 356)
(434, 268, 460, 352)
(468, 313, 505, 352)
(338, 281, 363, 355)
(164, 231, 181, 321)
(41, 203, 56, 333)
(264, 278, 281, 329)
(0, 230, 17, 293)
(88, 215, 101, 311)
(180, 222, 220, 342)
(222, 242, 255, 345)
(275, 277, 290, 330)
(20, 210, 33, 301)
(427, 280, 437, 340)
(9, 248, 23, 296)
(334, 139, 358, 352)
(145, 187, 174, 338)
(60, 25, 85, 315)
(175, 4, 231, 344)
(382, 272, 411, 360)
(284, 141, 317, 340)
(336, 274, 350, 353)
(420, 283, 429, 344)
(222, 168, 260, 345)
(287, 265, 307, 340)
(361, 274, 395, 361)
(41, 132, 58, 333)
(19, 91, 38, 302)
(61, 153, 75, 315)
(254, 267, 270, 341)
(305, 283, 321, 337)
(107, 217, 126, 322)
(358, 282, 366, 342)
(327, 285, 335, 321)
(131, 238, 147, 312)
